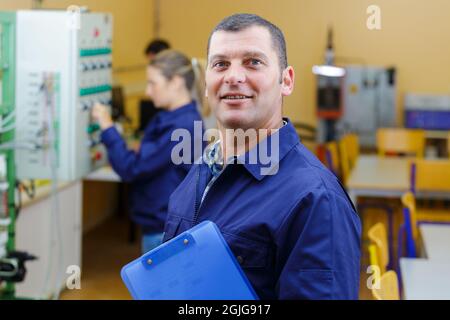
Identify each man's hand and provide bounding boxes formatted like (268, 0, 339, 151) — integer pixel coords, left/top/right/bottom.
(92, 103, 114, 130)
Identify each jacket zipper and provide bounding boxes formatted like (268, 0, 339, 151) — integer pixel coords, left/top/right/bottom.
(192, 168, 201, 227)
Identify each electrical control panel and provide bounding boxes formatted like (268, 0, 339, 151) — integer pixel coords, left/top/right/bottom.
(13, 10, 113, 180)
(0, 12, 16, 260)
(336, 66, 396, 147)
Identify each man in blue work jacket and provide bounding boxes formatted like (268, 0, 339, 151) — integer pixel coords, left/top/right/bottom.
(163, 14, 361, 299)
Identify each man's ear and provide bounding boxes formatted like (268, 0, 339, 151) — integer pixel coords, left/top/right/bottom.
(281, 66, 295, 97)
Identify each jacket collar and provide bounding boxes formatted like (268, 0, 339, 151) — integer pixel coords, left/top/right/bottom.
(203, 118, 300, 181)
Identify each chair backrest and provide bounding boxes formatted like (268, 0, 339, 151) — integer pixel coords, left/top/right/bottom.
(377, 128, 425, 158)
(368, 222, 389, 274)
(338, 134, 359, 184)
(368, 244, 380, 284)
(347, 134, 360, 163)
(372, 270, 400, 300)
(325, 141, 340, 177)
(410, 159, 450, 193)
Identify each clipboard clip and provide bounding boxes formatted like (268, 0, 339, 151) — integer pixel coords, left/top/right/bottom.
(140, 232, 196, 269)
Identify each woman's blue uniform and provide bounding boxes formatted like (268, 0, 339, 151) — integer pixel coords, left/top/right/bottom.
(101, 101, 202, 247)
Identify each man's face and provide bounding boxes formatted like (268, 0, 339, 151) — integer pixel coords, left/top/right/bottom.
(206, 25, 294, 130)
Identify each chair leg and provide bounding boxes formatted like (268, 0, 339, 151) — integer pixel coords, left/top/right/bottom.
(397, 224, 405, 298)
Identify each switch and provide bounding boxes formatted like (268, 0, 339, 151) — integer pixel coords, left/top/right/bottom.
(90, 150, 103, 161)
(87, 123, 101, 134)
(94, 151, 102, 161)
(81, 100, 92, 111)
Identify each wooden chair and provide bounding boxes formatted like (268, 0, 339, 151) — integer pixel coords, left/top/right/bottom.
(377, 128, 425, 158)
(400, 160, 450, 258)
(411, 159, 450, 194)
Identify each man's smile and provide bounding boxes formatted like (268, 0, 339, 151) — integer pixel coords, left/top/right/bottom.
(220, 92, 254, 100)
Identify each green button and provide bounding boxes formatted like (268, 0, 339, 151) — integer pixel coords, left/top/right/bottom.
(87, 123, 101, 134)
(80, 48, 112, 57)
(80, 85, 111, 96)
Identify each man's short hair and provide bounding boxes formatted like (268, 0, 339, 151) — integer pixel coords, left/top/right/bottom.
(145, 39, 171, 56)
(207, 13, 287, 71)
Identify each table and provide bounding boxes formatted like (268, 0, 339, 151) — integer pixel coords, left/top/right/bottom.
(84, 165, 121, 182)
(347, 155, 450, 205)
(400, 258, 450, 300)
(346, 155, 409, 205)
(420, 224, 450, 261)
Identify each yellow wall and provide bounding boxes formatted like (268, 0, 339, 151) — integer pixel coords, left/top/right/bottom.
(157, 0, 450, 128)
(0, 0, 33, 9)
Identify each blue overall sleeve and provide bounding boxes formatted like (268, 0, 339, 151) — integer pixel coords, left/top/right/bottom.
(274, 187, 361, 299)
(100, 126, 175, 183)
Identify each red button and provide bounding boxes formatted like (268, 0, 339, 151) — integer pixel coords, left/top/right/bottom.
(95, 152, 102, 161)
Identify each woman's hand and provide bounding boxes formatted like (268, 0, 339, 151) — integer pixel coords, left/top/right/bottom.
(92, 103, 114, 130)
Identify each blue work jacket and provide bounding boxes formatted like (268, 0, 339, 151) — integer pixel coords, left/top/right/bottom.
(162, 119, 361, 299)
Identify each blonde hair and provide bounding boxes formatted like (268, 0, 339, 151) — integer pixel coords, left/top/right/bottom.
(150, 50, 210, 117)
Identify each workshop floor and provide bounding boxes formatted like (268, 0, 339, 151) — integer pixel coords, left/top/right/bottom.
(60, 216, 139, 300)
(58, 215, 373, 300)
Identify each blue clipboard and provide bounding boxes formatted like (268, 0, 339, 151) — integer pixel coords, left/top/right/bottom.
(121, 220, 258, 300)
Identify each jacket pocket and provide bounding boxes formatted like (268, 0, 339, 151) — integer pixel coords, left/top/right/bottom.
(222, 232, 272, 269)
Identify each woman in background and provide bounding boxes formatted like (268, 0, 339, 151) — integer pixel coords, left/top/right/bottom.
(92, 50, 204, 253)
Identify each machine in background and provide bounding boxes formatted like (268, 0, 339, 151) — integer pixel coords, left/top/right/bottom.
(14, 10, 113, 181)
(314, 27, 397, 150)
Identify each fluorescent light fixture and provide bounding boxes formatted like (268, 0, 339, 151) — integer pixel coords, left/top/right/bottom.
(312, 65, 346, 77)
